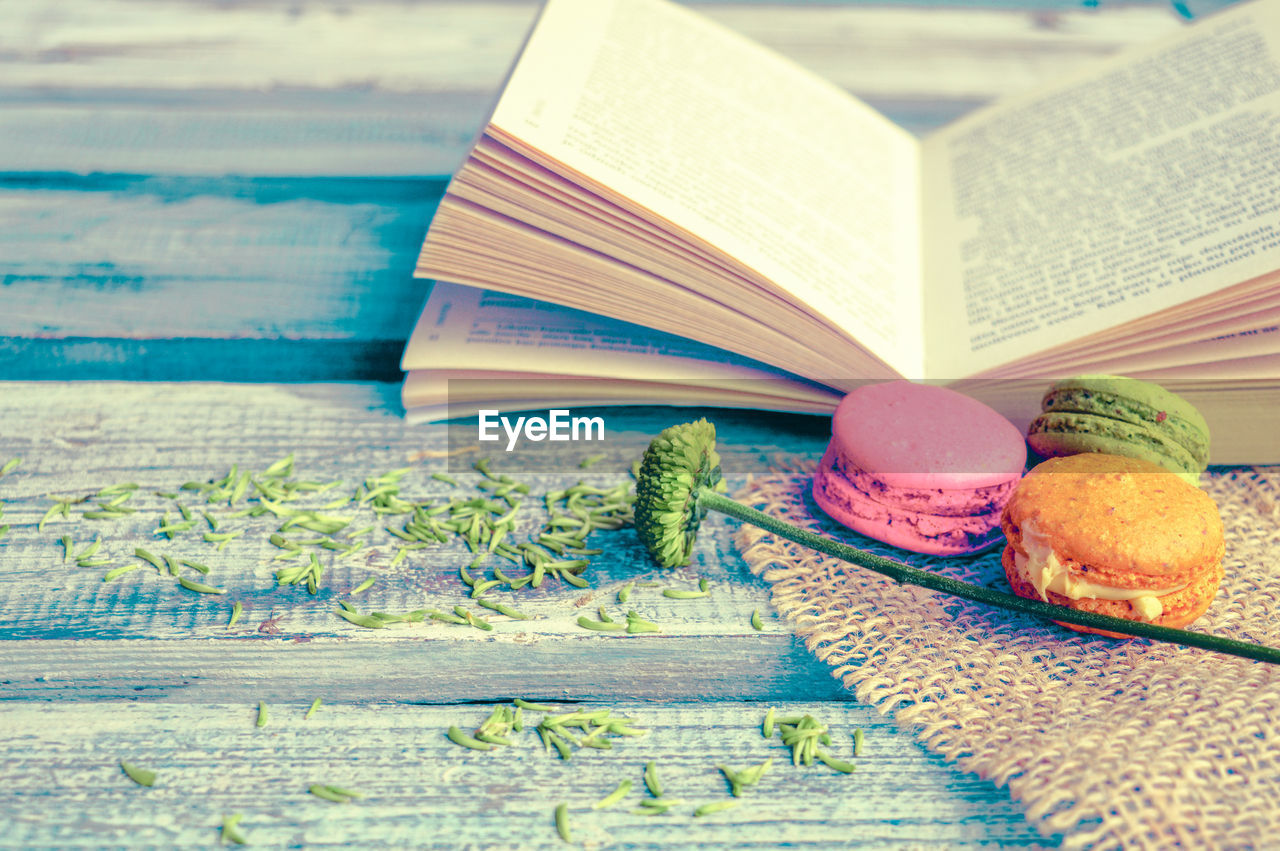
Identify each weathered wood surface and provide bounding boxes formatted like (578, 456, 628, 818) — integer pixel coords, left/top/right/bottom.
(0, 0, 1234, 381)
(0, 382, 839, 702)
(1, 1, 1217, 174)
(0, 382, 1057, 847)
(0, 701, 1053, 849)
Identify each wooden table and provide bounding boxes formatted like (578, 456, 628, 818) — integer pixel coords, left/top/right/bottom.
(0, 1, 1240, 847)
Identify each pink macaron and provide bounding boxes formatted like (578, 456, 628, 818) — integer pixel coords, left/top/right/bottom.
(811, 381, 1026, 556)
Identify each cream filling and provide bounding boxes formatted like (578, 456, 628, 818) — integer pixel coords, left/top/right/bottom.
(1016, 523, 1186, 620)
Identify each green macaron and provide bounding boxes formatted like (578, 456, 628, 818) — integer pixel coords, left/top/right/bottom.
(1026, 375, 1210, 477)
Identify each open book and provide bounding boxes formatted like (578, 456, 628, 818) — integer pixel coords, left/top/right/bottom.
(408, 0, 1280, 462)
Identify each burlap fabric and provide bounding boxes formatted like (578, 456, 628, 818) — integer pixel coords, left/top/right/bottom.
(734, 461, 1280, 850)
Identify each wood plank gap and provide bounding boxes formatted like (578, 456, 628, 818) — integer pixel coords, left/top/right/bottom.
(0, 338, 409, 382)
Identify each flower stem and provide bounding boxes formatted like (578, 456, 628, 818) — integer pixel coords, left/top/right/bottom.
(697, 487, 1280, 665)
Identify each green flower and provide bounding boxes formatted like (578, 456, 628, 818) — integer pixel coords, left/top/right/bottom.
(634, 419, 726, 567)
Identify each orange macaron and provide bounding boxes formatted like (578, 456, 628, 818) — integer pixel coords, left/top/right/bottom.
(1000, 453, 1224, 637)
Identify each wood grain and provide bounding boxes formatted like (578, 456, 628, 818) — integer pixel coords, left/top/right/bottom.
(0, 89, 489, 177)
(0, 383, 841, 702)
(0, 1, 1210, 98)
(0, 0, 1215, 177)
(0, 174, 442, 378)
(0, 638, 849, 703)
(0, 701, 1055, 849)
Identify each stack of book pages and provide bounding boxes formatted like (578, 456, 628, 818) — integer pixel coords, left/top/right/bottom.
(406, 0, 1280, 463)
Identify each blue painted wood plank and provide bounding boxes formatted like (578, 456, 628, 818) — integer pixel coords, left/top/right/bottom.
(0, 1, 1225, 178)
(0, 89, 490, 177)
(0, 638, 852, 704)
(0, 700, 1060, 849)
(0, 174, 442, 379)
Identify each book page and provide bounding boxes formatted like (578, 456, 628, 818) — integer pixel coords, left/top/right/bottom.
(402, 370, 839, 422)
(401, 281, 840, 387)
(488, 0, 925, 376)
(921, 0, 1280, 377)
(995, 279, 1280, 375)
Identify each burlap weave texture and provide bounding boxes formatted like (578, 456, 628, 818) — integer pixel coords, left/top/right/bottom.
(734, 462, 1280, 850)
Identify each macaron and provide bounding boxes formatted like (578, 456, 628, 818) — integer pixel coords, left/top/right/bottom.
(1026, 375, 1210, 481)
(1000, 452, 1224, 637)
(811, 381, 1027, 556)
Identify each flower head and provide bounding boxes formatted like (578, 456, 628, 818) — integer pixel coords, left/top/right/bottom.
(633, 419, 726, 567)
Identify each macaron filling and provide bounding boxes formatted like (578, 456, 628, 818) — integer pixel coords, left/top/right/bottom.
(1013, 522, 1188, 620)
(813, 453, 1006, 552)
(827, 446, 1019, 517)
(1041, 386, 1209, 466)
(1027, 412, 1199, 473)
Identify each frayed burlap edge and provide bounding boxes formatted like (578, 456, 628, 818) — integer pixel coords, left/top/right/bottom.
(734, 460, 1280, 851)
